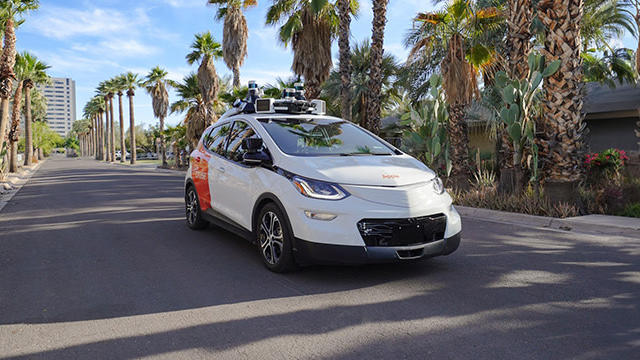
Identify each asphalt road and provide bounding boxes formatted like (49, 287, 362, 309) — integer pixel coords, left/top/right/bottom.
(0, 157, 638, 359)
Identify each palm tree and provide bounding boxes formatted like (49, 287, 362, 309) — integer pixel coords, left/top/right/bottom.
(14, 52, 49, 166)
(0, 0, 39, 174)
(266, 0, 359, 99)
(7, 67, 24, 173)
(537, 0, 586, 195)
(143, 66, 172, 167)
(83, 96, 106, 160)
(337, 0, 353, 121)
(583, 47, 637, 86)
(186, 31, 222, 126)
(366, 0, 389, 134)
(208, 0, 256, 88)
(407, 0, 502, 180)
(506, 0, 533, 79)
(112, 74, 128, 163)
(96, 81, 112, 162)
(582, 0, 636, 53)
(170, 73, 208, 149)
(120, 72, 141, 164)
(322, 40, 399, 127)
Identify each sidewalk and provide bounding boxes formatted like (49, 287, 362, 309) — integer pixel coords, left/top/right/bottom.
(457, 206, 640, 238)
(0, 160, 45, 213)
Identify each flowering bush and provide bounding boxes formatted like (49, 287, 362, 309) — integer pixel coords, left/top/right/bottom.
(584, 148, 629, 182)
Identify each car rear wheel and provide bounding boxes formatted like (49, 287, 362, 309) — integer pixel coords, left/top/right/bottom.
(257, 203, 296, 272)
(185, 186, 208, 230)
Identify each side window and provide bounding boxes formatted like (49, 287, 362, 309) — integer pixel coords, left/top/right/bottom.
(226, 121, 261, 163)
(201, 127, 215, 148)
(207, 124, 231, 155)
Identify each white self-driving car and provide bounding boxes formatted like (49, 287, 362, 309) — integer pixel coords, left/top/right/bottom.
(184, 87, 461, 272)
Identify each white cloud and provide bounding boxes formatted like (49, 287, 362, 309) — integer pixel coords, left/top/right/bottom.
(25, 6, 141, 39)
(162, 0, 204, 8)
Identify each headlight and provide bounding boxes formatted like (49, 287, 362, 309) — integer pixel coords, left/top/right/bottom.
(291, 176, 349, 200)
(432, 176, 445, 195)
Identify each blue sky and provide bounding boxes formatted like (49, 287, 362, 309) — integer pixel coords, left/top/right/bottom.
(16, 0, 638, 129)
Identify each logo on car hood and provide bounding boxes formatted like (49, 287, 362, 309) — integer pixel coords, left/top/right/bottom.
(382, 174, 399, 179)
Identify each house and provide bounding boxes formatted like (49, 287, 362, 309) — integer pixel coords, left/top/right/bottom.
(583, 82, 640, 153)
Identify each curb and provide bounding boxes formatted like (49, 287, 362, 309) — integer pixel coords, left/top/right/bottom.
(0, 160, 46, 213)
(456, 205, 640, 238)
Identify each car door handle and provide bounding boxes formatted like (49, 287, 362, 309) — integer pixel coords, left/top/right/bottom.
(218, 167, 225, 173)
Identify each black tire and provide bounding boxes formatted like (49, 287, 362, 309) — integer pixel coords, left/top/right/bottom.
(256, 203, 297, 273)
(185, 186, 208, 230)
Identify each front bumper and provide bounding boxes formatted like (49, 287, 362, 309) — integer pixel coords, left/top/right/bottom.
(293, 232, 461, 266)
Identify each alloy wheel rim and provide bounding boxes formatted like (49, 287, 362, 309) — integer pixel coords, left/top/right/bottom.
(186, 190, 198, 225)
(259, 211, 283, 265)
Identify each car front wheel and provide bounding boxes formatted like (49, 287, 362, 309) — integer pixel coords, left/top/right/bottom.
(185, 186, 208, 230)
(257, 203, 296, 272)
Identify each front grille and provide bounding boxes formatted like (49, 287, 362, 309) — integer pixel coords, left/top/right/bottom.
(357, 214, 447, 247)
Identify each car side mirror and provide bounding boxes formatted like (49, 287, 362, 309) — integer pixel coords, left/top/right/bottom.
(242, 138, 263, 153)
(243, 151, 270, 166)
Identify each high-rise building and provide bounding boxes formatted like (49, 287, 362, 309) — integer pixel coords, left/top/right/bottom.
(37, 77, 76, 136)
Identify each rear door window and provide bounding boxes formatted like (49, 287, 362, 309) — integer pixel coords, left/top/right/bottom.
(207, 123, 232, 156)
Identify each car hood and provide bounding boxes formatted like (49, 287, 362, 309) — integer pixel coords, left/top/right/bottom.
(280, 155, 436, 186)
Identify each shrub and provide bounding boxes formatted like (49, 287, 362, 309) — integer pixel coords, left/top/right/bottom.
(584, 148, 629, 184)
(618, 203, 640, 218)
(452, 186, 579, 218)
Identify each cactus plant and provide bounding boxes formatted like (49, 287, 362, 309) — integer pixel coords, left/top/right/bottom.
(494, 53, 560, 191)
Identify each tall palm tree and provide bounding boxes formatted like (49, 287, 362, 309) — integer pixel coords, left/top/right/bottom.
(322, 40, 399, 127)
(96, 81, 112, 162)
(120, 72, 141, 164)
(0, 0, 38, 174)
(337, 0, 353, 121)
(105, 78, 119, 162)
(366, 0, 389, 134)
(7, 68, 24, 173)
(208, 0, 256, 88)
(266, 0, 359, 99)
(621, 0, 640, 73)
(83, 96, 106, 160)
(113, 74, 128, 163)
(14, 52, 49, 166)
(537, 0, 586, 193)
(407, 0, 502, 180)
(143, 66, 172, 167)
(170, 73, 208, 149)
(186, 31, 222, 126)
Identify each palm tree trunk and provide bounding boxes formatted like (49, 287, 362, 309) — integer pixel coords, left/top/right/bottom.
(0, 98, 9, 171)
(24, 86, 33, 166)
(232, 67, 241, 89)
(448, 104, 471, 180)
(366, 0, 389, 134)
(109, 97, 115, 161)
(104, 102, 111, 162)
(118, 94, 125, 163)
(0, 17, 16, 159)
(337, 0, 352, 122)
(160, 115, 167, 167)
(538, 0, 585, 188)
(500, 0, 534, 191)
(99, 112, 105, 161)
(128, 92, 137, 164)
(8, 81, 23, 173)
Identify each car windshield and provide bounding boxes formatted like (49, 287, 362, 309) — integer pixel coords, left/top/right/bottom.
(259, 118, 394, 156)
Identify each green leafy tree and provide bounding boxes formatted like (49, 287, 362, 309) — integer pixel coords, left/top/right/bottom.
(143, 66, 173, 167)
(207, 0, 256, 88)
(266, 0, 359, 99)
(186, 31, 222, 126)
(407, 0, 503, 181)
